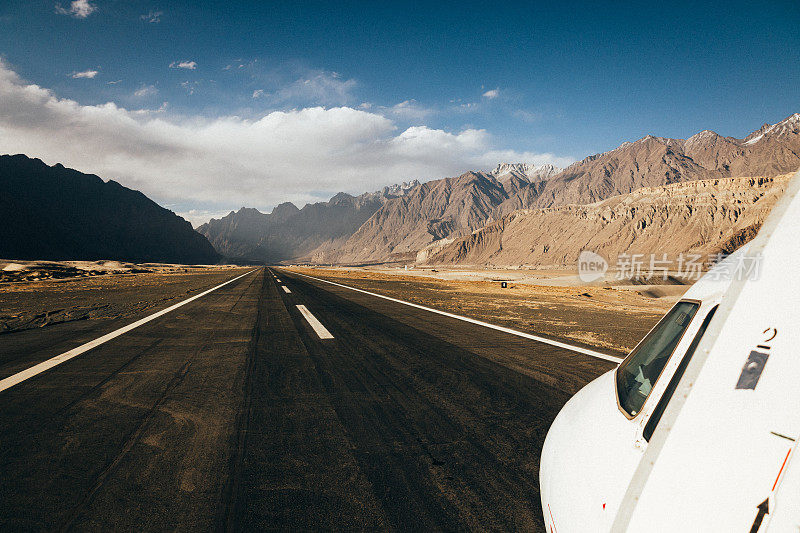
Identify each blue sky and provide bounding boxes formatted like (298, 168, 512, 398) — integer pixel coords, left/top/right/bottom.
(0, 0, 798, 224)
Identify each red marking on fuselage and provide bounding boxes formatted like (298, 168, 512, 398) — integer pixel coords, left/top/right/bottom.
(772, 448, 792, 491)
(547, 503, 558, 533)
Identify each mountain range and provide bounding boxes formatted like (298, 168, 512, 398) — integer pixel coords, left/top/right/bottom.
(423, 174, 790, 267)
(0, 154, 219, 264)
(198, 112, 800, 266)
(4, 113, 798, 268)
(197, 180, 420, 263)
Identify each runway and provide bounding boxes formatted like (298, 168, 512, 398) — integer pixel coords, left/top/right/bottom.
(0, 267, 616, 530)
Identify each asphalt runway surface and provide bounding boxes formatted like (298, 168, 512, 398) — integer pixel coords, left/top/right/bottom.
(0, 267, 616, 531)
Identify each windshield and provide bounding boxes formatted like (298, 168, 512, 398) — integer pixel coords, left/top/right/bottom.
(616, 301, 699, 417)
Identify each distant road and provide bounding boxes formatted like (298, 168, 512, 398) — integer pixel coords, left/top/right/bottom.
(0, 268, 615, 531)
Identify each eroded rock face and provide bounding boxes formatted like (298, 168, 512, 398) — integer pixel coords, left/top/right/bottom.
(422, 175, 791, 268)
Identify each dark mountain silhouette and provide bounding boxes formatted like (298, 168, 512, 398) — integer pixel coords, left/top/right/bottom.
(0, 154, 219, 264)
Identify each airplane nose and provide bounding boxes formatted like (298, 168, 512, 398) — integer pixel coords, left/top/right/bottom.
(539, 370, 632, 532)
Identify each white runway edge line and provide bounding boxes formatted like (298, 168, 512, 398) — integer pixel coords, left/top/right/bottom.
(296, 305, 334, 339)
(282, 286, 291, 293)
(289, 271, 622, 364)
(0, 269, 257, 394)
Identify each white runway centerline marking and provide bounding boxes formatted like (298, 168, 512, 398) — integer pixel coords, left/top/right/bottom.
(281, 285, 291, 293)
(287, 271, 622, 364)
(296, 305, 334, 339)
(0, 269, 258, 394)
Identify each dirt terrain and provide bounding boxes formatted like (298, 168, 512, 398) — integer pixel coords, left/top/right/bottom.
(286, 266, 681, 355)
(0, 263, 250, 334)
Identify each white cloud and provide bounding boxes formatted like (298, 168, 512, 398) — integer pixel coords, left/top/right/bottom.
(134, 84, 158, 97)
(274, 70, 356, 106)
(176, 209, 237, 228)
(385, 100, 432, 122)
(252, 89, 264, 98)
(130, 101, 168, 115)
(482, 88, 500, 99)
(71, 69, 98, 79)
(478, 148, 574, 169)
(0, 60, 573, 218)
(170, 60, 197, 70)
(140, 10, 162, 23)
(55, 0, 96, 18)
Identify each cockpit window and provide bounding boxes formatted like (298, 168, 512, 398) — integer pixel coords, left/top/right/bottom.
(643, 305, 718, 441)
(616, 301, 699, 417)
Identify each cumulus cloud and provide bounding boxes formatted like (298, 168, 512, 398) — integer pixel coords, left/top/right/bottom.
(55, 0, 96, 18)
(71, 69, 98, 79)
(482, 88, 500, 99)
(140, 10, 162, 23)
(170, 60, 197, 70)
(0, 60, 573, 221)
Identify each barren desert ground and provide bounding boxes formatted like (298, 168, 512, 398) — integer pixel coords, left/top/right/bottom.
(0, 261, 250, 334)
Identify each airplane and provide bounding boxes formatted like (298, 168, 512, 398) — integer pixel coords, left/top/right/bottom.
(540, 168, 800, 532)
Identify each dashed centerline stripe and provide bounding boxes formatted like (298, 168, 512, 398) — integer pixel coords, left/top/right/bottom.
(0, 269, 258, 394)
(285, 270, 622, 364)
(275, 278, 282, 282)
(296, 305, 334, 339)
(281, 286, 291, 293)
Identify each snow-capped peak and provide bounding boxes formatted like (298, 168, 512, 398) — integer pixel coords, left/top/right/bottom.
(743, 113, 800, 145)
(490, 162, 561, 182)
(770, 112, 800, 136)
(381, 179, 420, 197)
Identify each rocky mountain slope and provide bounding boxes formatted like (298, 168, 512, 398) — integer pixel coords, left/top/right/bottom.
(531, 113, 800, 208)
(197, 181, 420, 263)
(422, 174, 791, 268)
(0, 154, 219, 264)
(308, 166, 564, 264)
(315, 113, 800, 265)
(194, 113, 799, 265)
